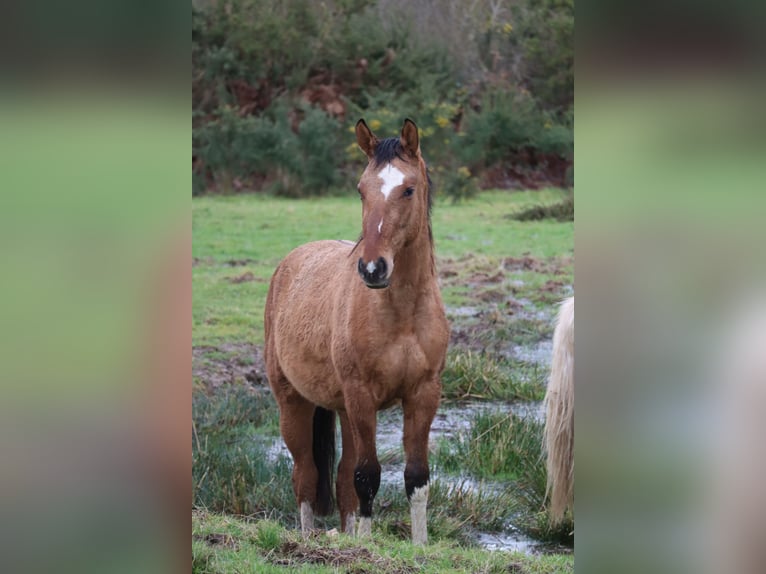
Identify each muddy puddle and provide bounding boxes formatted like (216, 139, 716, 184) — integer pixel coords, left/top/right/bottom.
(377, 400, 546, 553)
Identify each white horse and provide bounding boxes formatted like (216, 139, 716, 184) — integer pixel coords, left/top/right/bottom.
(544, 296, 574, 524)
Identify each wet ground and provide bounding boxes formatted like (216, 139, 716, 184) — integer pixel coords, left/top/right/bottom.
(261, 398, 548, 553)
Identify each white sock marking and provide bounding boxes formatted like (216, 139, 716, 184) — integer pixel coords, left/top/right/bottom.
(300, 501, 314, 536)
(344, 513, 356, 535)
(378, 164, 404, 200)
(410, 484, 429, 545)
(366, 260, 376, 274)
(357, 516, 372, 537)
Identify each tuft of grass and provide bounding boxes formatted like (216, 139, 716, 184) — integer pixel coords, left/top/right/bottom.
(433, 411, 573, 546)
(507, 193, 574, 222)
(193, 385, 293, 516)
(255, 520, 284, 552)
(192, 539, 216, 574)
(376, 477, 518, 543)
(441, 350, 545, 402)
(193, 383, 279, 434)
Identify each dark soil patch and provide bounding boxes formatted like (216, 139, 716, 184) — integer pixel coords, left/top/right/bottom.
(193, 343, 267, 390)
(539, 279, 565, 293)
(193, 532, 238, 549)
(479, 155, 572, 190)
(225, 258, 259, 267)
(271, 540, 415, 572)
(193, 256, 214, 267)
(225, 271, 260, 284)
(502, 254, 573, 276)
(476, 288, 507, 303)
(440, 254, 572, 285)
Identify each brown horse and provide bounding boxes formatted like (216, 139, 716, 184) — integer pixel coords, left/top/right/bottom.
(544, 296, 574, 524)
(264, 119, 449, 544)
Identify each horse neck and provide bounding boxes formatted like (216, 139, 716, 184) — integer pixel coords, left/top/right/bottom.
(387, 221, 436, 304)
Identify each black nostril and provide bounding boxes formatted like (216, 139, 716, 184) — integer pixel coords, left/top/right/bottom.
(357, 257, 388, 284)
(375, 257, 386, 279)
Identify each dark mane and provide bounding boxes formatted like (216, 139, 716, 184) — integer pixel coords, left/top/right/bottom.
(372, 137, 405, 166)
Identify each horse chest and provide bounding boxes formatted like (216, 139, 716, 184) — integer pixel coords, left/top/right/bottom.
(377, 335, 429, 385)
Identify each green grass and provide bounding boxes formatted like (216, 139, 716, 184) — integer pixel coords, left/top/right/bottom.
(193, 510, 574, 574)
(193, 384, 290, 516)
(441, 350, 545, 402)
(192, 189, 573, 347)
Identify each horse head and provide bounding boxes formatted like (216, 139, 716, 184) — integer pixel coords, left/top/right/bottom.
(354, 118, 430, 289)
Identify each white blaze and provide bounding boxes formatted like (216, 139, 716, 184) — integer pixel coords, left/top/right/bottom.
(377, 218, 383, 234)
(366, 261, 376, 274)
(378, 164, 404, 200)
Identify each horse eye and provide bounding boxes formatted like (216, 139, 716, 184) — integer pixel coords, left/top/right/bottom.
(403, 187, 414, 198)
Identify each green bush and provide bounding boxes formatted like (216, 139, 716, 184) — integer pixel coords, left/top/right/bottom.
(508, 192, 574, 221)
(193, 104, 343, 195)
(191, 0, 574, 195)
(456, 90, 573, 172)
(509, 0, 574, 112)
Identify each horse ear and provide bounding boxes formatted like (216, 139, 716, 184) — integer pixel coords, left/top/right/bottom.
(400, 118, 420, 157)
(355, 119, 378, 159)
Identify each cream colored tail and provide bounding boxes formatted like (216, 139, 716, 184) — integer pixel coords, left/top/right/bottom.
(544, 297, 574, 524)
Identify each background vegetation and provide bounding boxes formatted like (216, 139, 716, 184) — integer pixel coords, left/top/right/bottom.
(192, 0, 574, 200)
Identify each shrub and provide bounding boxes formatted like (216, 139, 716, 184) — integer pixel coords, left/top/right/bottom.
(193, 104, 343, 195)
(508, 192, 574, 222)
(438, 165, 479, 204)
(456, 90, 573, 172)
(509, 0, 574, 112)
(191, 0, 574, 195)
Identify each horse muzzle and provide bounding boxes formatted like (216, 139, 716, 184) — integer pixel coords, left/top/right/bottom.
(357, 257, 390, 289)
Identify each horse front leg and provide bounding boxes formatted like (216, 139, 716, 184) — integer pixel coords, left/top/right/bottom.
(344, 392, 380, 538)
(402, 378, 441, 545)
(336, 411, 359, 535)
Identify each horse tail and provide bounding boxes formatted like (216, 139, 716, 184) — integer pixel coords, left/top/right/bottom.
(312, 406, 336, 516)
(544, 296, 574, 524)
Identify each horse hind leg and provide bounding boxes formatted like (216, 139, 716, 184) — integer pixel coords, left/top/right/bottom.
(273, 385, 336, 537)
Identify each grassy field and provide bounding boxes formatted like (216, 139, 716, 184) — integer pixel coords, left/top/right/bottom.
(192, 188, 574, 572)
(193, 189, 572, 348)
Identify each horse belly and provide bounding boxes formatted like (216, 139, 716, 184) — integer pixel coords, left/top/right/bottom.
(281, 356, 344, 410)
